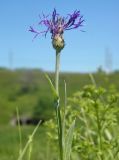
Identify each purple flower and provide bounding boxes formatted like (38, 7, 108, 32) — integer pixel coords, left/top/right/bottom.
(29, 9, 84, 40)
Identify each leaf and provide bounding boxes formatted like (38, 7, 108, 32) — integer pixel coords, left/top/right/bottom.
(64, 120, 75, 160)
(62, 80, 67, 146)
(104, 129, 112, 141)
(44, 73, 59, 102)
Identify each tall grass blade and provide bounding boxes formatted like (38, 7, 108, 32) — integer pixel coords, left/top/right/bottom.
(64, 120, 75, 160)
(62, 80, 67, 147)
(27, 139, 32, 160)
(17, 120, 42, 160)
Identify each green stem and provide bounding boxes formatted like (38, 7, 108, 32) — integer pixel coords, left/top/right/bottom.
(56, 107, 63, 160)
(55, 50, 60, 95)
(55, 50, 63, 160)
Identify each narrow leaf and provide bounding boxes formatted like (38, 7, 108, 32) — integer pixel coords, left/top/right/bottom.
(45, 73, 59, 101)
(65, 120, 75, 160)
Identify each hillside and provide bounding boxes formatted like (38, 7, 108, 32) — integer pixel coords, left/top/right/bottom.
(0, 68, 119, 125)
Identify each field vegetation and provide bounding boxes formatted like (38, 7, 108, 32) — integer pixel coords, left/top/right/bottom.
(0, 68, 119, 159)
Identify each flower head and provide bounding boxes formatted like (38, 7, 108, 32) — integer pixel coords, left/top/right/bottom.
(29, 9, 84, 52)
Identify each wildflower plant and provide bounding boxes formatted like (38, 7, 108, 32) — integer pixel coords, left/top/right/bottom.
(68, 85, 119, 160)
(18, 8, 119, 160)
(29, 8, 84, 160)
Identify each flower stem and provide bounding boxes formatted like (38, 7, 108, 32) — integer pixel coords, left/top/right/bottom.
(55, 50, 60, 95)
(55, 50, 63, 160)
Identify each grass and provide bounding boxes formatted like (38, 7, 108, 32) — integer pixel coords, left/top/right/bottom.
(0, 68, 119, 125)
(0, 125, 57, 160)
(0, 68, 119, 159)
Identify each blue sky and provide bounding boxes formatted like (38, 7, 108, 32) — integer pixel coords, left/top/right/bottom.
(0, 0, 119, 72)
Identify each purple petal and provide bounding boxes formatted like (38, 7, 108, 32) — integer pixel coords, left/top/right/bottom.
(29, 9, 84, 40)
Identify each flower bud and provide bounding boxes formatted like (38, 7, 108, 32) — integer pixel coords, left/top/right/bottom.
(52, 34, 65, 53)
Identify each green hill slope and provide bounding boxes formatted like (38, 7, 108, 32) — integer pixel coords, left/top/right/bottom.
(0, 68, 119, 125)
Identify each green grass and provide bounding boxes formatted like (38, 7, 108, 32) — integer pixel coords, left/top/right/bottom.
(0, 68, 119, 125)
(0, 68, 119, 159)
(0, 125, 57, 160)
